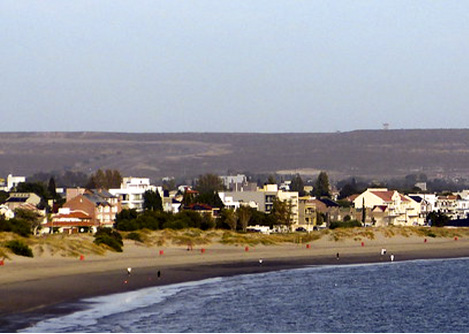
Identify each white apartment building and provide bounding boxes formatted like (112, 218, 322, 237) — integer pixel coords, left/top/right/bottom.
(220, 174, 249, 191)
(221, 184, 299, 227)
(1, 174, 26, 191)
(109, 177, 158, 212)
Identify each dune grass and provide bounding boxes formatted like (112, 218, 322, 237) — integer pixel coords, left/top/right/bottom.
(2, 226, 469, 258)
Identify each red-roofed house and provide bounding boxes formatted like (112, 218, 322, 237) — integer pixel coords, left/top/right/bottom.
(43, 208, 97, 234)
(182, 203, 220, 218)
(353, 188, 422, 226)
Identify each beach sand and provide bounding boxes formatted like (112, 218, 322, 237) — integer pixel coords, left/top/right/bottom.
(1, 233, 469, 332)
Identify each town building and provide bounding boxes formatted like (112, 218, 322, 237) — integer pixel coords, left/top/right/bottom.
(43, 208, 96, 234)
(353, 188, 422, 226)
(63, 189, 121, 227)
(4, 192, 42, 211)
(109, 177, 159, 212)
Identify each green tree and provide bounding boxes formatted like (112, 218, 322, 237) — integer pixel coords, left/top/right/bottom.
(426, 211, 450, 227)
(87, 169, 122, 189)
(361, 198, 366, 223)
(338, 178, 359, 199)
(14, 208, 43, 235)
(143, 190, 163, 211)
(267, 175, 277, 185)
(195, 174, 224, 194)
(47, 177, 58, 199)
(290, 174, 305, 196)
(0, 191, 8, 204)
(221, 208, 237, 231)
(196, 191, 224, 208)
(312, 171, 331, 198)
(16, 182, 49, 200)
(271, 198, 293, 230)
(237, 206, 253, 232)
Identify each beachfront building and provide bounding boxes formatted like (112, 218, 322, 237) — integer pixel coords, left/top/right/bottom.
(182, 203, 220, 219)
(353, 188, 423, 226)
(297, 197, 318, 231)
(109, 177, 159, 212)
(434, 195, 459, 219)
(408, 193, 437, 221)
(221, 184, 299, 229)
(63, 189, 121, 228)
(43, 208, 97, 234)
(310, 198, 357, 227)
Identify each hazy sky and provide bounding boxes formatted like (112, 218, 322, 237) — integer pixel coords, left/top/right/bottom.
(1, 1, 469, 133)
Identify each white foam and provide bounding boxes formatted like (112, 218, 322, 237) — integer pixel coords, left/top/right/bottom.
(20, 277, 223, 333)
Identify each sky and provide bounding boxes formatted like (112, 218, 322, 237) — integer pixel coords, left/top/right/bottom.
(1, 1, 469, 133)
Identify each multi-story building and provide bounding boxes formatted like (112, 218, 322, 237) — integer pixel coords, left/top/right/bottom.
(434, 195, 459, 219)
(63, 189, 121, 227)
(220, 174, 249, 191)
(220, 184, 299, 227)
(297, 197, 318, 231)
(43, 208, 96, 234)
(353, 188, 422, 226)
(0, 174, 26, 192)
(109, 177, 159, 212)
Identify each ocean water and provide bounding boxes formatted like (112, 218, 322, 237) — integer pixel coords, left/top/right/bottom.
(22, 258, 469, 333)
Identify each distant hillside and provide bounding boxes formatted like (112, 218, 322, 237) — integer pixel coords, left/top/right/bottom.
(1, 129, 469, 183)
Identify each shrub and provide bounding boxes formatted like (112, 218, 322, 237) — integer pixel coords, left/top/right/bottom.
(5, 240, 34, 257)
(0, 217, 32, 237)
(126, 232, 143, 242)
(329, 220, 363, 230)
(94, 228, 123, 252)
(162, 219, 188, 230)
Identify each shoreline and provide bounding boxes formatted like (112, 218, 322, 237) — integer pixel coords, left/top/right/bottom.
(2, 237, 469, 332)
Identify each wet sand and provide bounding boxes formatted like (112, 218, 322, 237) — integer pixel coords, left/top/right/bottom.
(1, 236, 469, 332)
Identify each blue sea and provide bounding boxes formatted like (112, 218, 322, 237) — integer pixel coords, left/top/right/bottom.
(22, 258, 469, 333)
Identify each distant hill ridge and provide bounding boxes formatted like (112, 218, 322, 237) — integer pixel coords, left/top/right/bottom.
(1, 129, 469, 182)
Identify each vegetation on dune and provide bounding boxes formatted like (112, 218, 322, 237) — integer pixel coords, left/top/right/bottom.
(219, 230, 322, 246)
(328, 228, 376, 242)
(5, 239, 33, 257)
(125, 231, 144, 243)
(2, 225, 469, 259)
(94, 227, 123, 252)
(329, 220, 363, 230)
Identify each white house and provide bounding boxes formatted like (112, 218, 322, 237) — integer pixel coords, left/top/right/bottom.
(1, 174, 26, 191)
(353, 188, 423, 226)
(109, 177, 158, 212)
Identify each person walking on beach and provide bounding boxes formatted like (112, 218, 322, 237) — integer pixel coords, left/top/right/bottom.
(127, 267, 132, 276)
(336, 252, 340, 260)
(390, 254, 395, 262)
(259, 258, 263, 266)
(157, 270, 161, 279)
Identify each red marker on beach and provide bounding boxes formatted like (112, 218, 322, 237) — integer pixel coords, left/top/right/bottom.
(159, 250, 164, 256)
(455, 237, 458, 241)
(306, 244, 311, 249)
(201, 248, 205, 254)
(79, 255, 85, 261)
(361, 242, 365, 247)
(424, 238, 427, 243)
(245, 246, 249, 252)
(0, 260, 4, 266)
